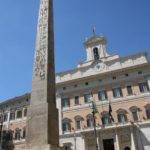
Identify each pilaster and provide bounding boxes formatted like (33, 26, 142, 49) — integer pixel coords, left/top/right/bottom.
(130, 127, 136, 150)
(115, 130, 120, 150)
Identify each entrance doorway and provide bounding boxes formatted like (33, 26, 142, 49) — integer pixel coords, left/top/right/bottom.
(103, 139, 115, 150)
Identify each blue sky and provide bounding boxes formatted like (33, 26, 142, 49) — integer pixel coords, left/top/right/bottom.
(0, 0, 150, 101)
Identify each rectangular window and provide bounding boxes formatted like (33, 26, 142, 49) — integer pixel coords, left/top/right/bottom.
(76, 120, 81, 129)
(118, 114, 127, 123)
(98, 90, 108, 101)
(10, 112, 15, 121)
(62, 122, 70, 132)
(64, 146, 70, 150)
(132, 111, 138, 121)
(127, 85, 133, 95)
(4, 113, 8, 122)
(101, 116, 110, 125)
(24, 109, 27, 117)
(62, 98, 70, 108)
(113, 87, 122, 98)
(139, 82, 149, 93)
(75, 96, 79, 105)
(87, 119, 93, 128)
(84, 94, 92, 103)
(17, 111, 22, 119)
(146, 109, 150, 119)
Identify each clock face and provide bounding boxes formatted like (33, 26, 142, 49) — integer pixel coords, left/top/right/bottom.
(93, 61, 105, 71)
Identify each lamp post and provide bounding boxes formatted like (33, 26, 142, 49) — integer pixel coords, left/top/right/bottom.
(90, 92, 99, 150)
(91, 101, 98, 150)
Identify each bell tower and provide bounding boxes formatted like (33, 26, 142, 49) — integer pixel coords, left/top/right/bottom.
(84, 35, 110, 61)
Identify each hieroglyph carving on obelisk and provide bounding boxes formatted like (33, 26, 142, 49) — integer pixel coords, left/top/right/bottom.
(34, 0, 49, 80)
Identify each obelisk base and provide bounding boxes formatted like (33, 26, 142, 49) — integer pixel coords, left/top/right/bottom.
(26, 144, 61, 150)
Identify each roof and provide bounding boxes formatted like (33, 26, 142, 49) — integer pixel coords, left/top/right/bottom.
(84, 35, 107, 47)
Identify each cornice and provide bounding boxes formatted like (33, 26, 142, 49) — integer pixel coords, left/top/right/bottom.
(56, 62, 150, 87)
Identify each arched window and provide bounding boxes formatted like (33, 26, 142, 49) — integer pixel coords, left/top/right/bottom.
(62, 118, 71, 132)
(74, 115, 83, 130)
(129, 106, 140, 121)
(15, 128, 21, 140)
(145, 104, 150, 119)
(86, 114, 93, 128)
(93, 47, 99, 60)
(117, 109, 128, 123)
(63, 143, 72, 150)
(124, 146, 130, 150)
(101, 111, 111, 125)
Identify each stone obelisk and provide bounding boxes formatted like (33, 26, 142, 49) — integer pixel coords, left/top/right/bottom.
(26, 0, 59, 149)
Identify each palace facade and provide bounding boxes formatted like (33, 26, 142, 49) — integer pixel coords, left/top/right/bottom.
(0, 35, 150, 150)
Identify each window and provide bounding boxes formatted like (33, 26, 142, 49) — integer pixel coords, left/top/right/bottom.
(23, 128, 26, 138)
(145, 105, 150, 119)
(85, 82, 89, 86)
(8, 130, 13, 141)
(62, 122, 71, 132)
(62, 98, 70, 108)
(117, 111, 127, 123)
(74, 115, 83, 130)
(130, 106, 139, 121)
(138, 71, 142, 75)
(17, 110, 22, 119)
(24, 108, 27, 117)
(84, 94, 93, 103)
(127, 85, 133, 95)
(124, 147, 130, 150)
(86, 114, 93, 128)
(132, 111, 139, 121)
(10, 112, 15, 121)
(113, 87, 122, 98)
(112, 76, 116, 80)
(93, 47, 99, 60)
(15, 128, 21, 140)
(139, 82, 149, 93)
(146, 109, 150, 119)
(76, 120, 81, 129)
(99, 79, 103, 83)
(98, 90, 108, 101)
(125, 73, 129, 77)
(87, 118, 93, 128)
(63, 145, 71, 150)
(63, 87, 66, 90)
(74, 84, 78, 88)
(74, 96, 79, 105)
(101, 113, 111, 125)
(4, 113, 8, 122)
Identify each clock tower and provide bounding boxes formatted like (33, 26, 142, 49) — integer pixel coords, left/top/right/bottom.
(84, 35, 110, 61)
